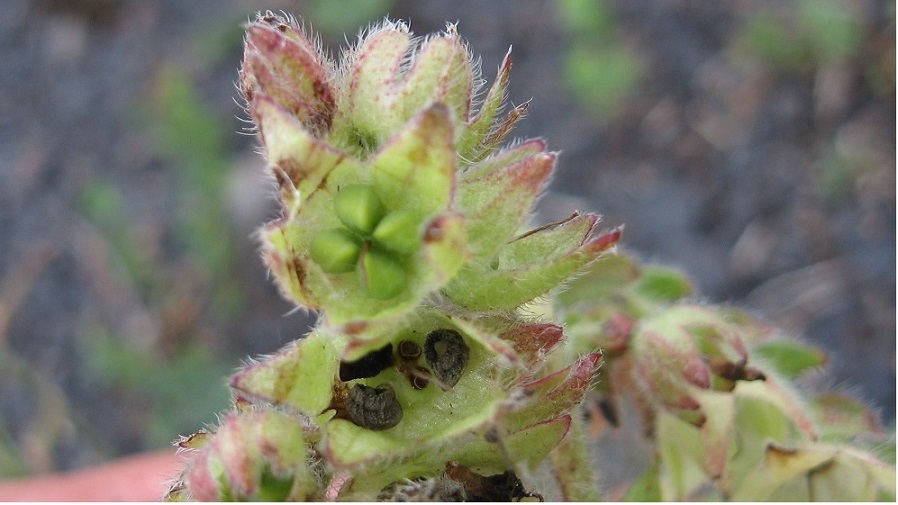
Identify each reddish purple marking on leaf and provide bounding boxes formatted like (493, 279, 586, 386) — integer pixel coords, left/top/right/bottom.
(520, 352, 601, 415)
(501, 323, 563, 367)
(585, 225, 623, 253)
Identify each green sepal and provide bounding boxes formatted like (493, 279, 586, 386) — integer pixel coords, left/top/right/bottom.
(253, 97, 359, 211)
(343, 24, 411, 148)
(371, 104, 456, 220)
(176, 430, 212, 451)
(504, 353, 601, 434)
(624, 464, 663, 501)
(337, 416, 571, 498)
(458, 49, 512, 162)
(721, 384, 813, 498)
(243, 20, 335, 132)
(444, 225, 621, 311)
(810, 392, 888, 443)
(462, 138, 546, 180)
(654, 408, 723, 501)
(550, 415, 602, 501)
(553, 251, 641, 308)
(630, 345, 706, 422)
(456, 150, 555, 261)
(230, 331, 343, 417)
(397, 28, 473, 126)
(499, 212, 598, 269)
(732, 442, 896, 501)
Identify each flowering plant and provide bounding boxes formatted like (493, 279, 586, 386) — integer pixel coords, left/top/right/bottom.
(163, 13, 894, 501)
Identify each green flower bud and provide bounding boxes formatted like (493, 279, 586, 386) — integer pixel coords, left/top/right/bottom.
(372, 210, 421, 255)
(335, 184, 386, 235)
(360, 247, 406, 299)
(309, 228, 361, 273)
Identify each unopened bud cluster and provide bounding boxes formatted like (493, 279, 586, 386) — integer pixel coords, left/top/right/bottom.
(555, 252, 895, 501)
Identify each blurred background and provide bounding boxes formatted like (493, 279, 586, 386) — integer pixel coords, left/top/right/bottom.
(0, 0, 893, 478)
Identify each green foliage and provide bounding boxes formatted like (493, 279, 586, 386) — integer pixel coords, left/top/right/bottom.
(557, 0, 615, 36)
(149, 67, 243, 315)
(0, 426, 28, 479)
(797, 0, 862, 64)
(306, 0, 394, 38)
(83, 327, 231, 447)
(564, 45, 643, 116)
(737, 1, 863, 74)
(556, 0, 643, 116)
(741, 13, 808, 72)
(0, 350, 75, 478)
(753, 339, 827, 380)
(79, 179, 160, 297)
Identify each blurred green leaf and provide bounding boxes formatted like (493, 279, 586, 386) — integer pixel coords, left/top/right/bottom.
(798, 0, 862, 63)
(817, 145, 857, 203)
(79, 180, 160, 297)
(557, 0, 615, 36)
(307, 0, 394, 38)
(811, 392, 886, 444)
(0, 426, 28, 478)
(741, 13, 807, 72)
(633, 265, 694, 302)
(555, 253, 640, 307)
(739, 2, 862, 74)
(153, 68, 227, 195)
(0, 350, 78, 476)
(84, 327, 232, 447)
(149, 67, 243, 314)
(624, 464, 663, 501)
(564, 44, 643, 116)
(753, 339, 827, 379)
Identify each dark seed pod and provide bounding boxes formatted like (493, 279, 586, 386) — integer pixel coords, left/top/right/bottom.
(424, 329, 470, 390)
(339, 343, 394, 381)
(347, 384, 403, 431)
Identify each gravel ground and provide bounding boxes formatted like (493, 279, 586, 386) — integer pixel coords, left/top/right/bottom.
(0, 0, 893, 476)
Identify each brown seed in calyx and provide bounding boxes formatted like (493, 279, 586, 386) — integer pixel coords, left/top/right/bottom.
(347, 384, 403, 430)
(424, 329, 470, 390)
(407, 366, 431, 390)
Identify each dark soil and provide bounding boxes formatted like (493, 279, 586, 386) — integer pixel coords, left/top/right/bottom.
(0, 0, 893, 478)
